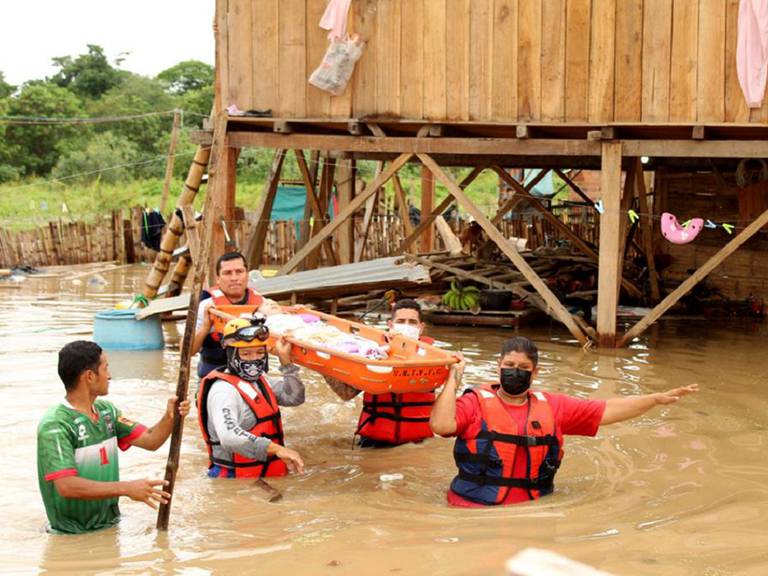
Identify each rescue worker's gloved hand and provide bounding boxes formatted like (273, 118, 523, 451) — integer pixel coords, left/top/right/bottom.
(268, 443, 305, 474)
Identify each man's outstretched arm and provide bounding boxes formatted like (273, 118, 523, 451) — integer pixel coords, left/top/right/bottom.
(600, 384, 699, 426)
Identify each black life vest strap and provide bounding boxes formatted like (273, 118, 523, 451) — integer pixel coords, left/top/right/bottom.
(363, 399, 434, 409)
(476, 430, 559, 447)
(457, 469, 554, 491)
(211, 454, 282, 469)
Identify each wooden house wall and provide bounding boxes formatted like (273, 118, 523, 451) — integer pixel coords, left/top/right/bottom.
(225, 0, 762, 124)
(659, 173, 768, 301)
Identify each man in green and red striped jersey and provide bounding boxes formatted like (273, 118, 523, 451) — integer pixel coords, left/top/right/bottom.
(36, 340, 190, 534)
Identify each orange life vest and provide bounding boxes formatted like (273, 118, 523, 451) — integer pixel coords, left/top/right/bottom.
(450, 384, 563, 505)
(355, 335, 435, 445)
(199, 287, 264, 371)
(197, 370, 287, 478)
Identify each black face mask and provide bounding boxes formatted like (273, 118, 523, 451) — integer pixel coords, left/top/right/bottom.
(226, 347, 268, 382)
(500, 367, 532, 396)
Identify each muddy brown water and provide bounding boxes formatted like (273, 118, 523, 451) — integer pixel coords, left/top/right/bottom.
(0, 265, 766, 575)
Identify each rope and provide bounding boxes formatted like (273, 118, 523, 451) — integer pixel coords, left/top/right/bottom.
(0, 110, 180, 125)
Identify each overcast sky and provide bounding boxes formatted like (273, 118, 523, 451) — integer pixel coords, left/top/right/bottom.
(0, 0, 216, 86)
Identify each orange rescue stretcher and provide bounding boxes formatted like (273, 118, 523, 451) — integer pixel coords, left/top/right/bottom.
(209, 305, 458, 394)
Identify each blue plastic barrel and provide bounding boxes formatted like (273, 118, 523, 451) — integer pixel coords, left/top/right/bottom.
(93, 309, 164, 350)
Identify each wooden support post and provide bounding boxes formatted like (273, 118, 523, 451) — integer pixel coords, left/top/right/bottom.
(420, 164, 435, 252)
(616, 160, 637, 300)
(294, 150, 337, 266)
(313, 158, 339, 267)
(620, 203, 768, 346)
(335, 156, 355, 264)
(418, 154, 589, 346)
(397, 166, 485, 253)
(554, 169, 595, 206)
(434, 216, 463, 255)
(392, 174, 415, 238)
(156, 112, 226, 531)
(278, 153, 413, 275)
(356, 162, 384, 262)
(159, 109, 182, 215)
(210, 145, 237, 273)
(596, 142, 623, 347)
(244, 149, 286, 268)
(633, 159, 660, 303)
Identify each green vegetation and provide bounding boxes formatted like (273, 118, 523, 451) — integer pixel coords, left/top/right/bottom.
(0, 45, 505, 230)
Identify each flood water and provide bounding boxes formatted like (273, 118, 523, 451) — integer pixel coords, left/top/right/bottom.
(0, 264, 766, 575)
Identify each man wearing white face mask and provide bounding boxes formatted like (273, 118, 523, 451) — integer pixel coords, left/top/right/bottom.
(325, 299, 437, 447)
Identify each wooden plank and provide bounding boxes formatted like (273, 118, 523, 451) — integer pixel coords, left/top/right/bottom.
(392, 174, 415, 239)
(351, 0, 378, 116)
(697, 0, 726, 122)
(228, 0, 253, 111)
(400, 0, 424, 119)
(596, 141, 622, 346)
(517, 0, 542, 121)
(469, 0, 494, 120)
(419, 154, 588, 345)
(423, 0, 448, 119)
(330, 1, 355, 118)
(641, 0, 673, 122)
(633, 158, 660, 302)
(490, 0, 517, 121)
(421, 164, 436, 252)
(613, 0, 643, 121)
(540, 0, 565, 122)
(564, 0, 590, 122)
(306, 0, 332, 117)
(376, 0, 401, 116)
(278, 0, 307, 118)
(669, 0, 698, 121)
(294, 150, 339, 264)
(215, 0, 230, 113)
(588, 0, 616, 122)
(398, 166, 485, 253)
(225, 131, 601, 156)
(335, 157, 355, 264)
(446, 0, 471, 120)
(434, 216, 463, 255)
(252, 0, 279, 112)
(620, 203, 768, 346)
(279, 153, 413, 274)
(244, 149, 286, 267)
(725, 0, 750, 123)
(355, 162, 384, 262)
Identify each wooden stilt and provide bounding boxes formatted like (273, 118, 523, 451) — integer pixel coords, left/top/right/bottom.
(356, 162, 384, 262)
(294, 150, 338, 266)
(156, 113, 227, 531)
(397, 166, 485, 253)
(392, 174, 415, 238)
(418, 154, 589, 346)
(619, 203, 768, 346)
(420, 164, 435, 252)
(633, 159, 660, 302)
(159, 109, 182, 215)
(210, 145, 237, 273)
(596, 142, 623, 347)
(244, 149, 286, 268)
(278, 153, 413, 275)
(336, 155, 355, 264)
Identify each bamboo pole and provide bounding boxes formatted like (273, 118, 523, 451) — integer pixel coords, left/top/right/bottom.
(159, 109, 182, 215)
(143, 145, 212, 299)
(156, 114, 227, 531)
(418, 153, 589, 346)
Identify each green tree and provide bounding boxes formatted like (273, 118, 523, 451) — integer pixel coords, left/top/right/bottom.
(0, 72, 14, 99)
(179, 84, 214, 116)
(52, 131, 140, 186)
(4, 83, 86, 176)
(157, 60, 214, 94)
(50, 44, 122, 100)
(0, 98, 20, 182)
(87, 73, 177, 153)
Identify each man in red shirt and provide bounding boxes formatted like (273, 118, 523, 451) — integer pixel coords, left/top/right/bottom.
(431, 336, 698, 507)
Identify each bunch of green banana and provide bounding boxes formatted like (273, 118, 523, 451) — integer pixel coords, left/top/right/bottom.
(441, 281, 480, 311)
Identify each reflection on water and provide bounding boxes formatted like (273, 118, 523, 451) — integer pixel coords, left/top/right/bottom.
(1, 265, 767, 575)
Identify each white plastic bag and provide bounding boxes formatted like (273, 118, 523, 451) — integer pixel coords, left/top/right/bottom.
(309, 35, 365, 95)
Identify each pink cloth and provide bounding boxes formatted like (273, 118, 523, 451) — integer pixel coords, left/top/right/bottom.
(319, 0, 352, 40)
(737, 0, 768, 108)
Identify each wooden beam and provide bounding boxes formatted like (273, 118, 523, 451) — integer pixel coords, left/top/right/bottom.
(418, 154, 589, 346)
(278, 153, 414, 274)
(493, 167, 642, 298)
(434, 216, 463, 255)
(392, 174, 415, 238)
(616, 159, 637, 300)
(335, 156, 355, 264)
(219, 132, 601, 156)
(244, 149, 285, 268)
(407, 255, 532, 294)
(596, 142, 623, 347)
(554, 169, 595, 206)
(314, 158, 339, 267)
(421, 164, 435, 252)
(397, 166, 485, 253)
(620, 203, 768, 346)
(634, 158, 660, 302)
(355, 162, 384, 262)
